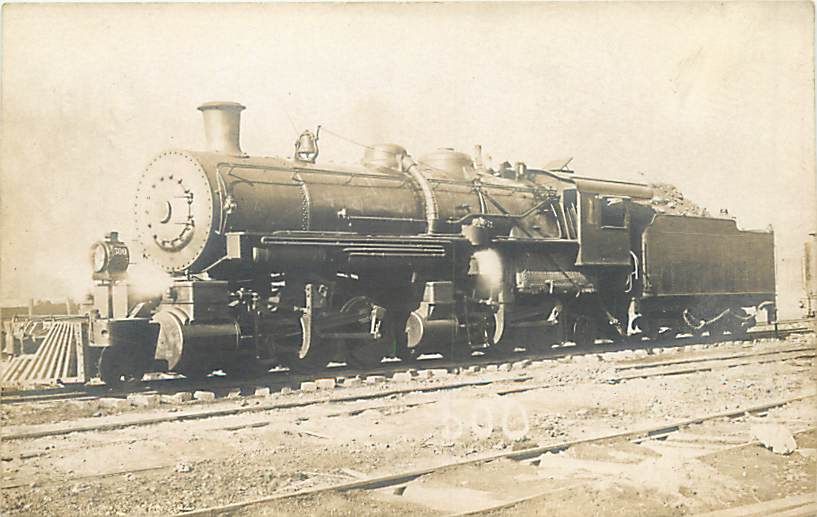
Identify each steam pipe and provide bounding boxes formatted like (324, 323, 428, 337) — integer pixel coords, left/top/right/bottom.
(400, 155, 440, 234)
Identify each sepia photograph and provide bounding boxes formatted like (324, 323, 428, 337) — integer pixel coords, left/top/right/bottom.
(1, 2, 815, 515)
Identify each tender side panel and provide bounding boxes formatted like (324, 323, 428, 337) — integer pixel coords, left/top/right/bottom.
(642, 215, 775, 299)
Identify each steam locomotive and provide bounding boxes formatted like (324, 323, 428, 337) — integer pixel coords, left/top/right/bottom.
(86, 102, 776, 385)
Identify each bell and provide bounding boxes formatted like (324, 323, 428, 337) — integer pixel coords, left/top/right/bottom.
(296, 131, 317, 153)
(295, 126, 321, 163)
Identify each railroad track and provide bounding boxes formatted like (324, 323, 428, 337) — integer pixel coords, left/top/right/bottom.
(1, 322, 812, 407)
(3, 339, 813, 442)
(174, 392, 816, 516)
(2, 352, 553, 406)
(610, 345, 816, 382)
(2, 341, 813, 515)
(0, 374, 532, 441)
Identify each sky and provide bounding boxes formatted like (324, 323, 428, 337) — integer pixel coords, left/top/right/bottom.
(1, 2, 815, 317)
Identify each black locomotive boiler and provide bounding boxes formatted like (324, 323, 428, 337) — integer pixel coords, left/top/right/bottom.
(86, 101, 776, 385)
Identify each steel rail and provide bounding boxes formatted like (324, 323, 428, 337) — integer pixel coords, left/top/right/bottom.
(451, 426, 817, 517)
(612, 350, 816, 382)
(173, 392, 815, 517)
(1, 375, 533, 441)
(11, 339, 804, 441)
(1, 323, 811, 405)
(614, 344, 816, 372)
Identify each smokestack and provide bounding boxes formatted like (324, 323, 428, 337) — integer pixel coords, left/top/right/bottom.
(197, 101, 246, 156)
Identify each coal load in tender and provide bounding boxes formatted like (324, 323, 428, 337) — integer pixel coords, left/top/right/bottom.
(649, 183, 708, 217)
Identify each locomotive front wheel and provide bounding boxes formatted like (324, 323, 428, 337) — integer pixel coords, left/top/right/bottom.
(98, 347, 145, 388)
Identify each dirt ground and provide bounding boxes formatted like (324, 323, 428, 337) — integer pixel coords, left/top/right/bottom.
(1, 334, 815, 516)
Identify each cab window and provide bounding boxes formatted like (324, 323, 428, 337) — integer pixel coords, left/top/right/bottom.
(599, 196, 626, 228)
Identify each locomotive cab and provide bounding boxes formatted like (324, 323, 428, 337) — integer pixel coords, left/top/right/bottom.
(573, 178, 653, 267)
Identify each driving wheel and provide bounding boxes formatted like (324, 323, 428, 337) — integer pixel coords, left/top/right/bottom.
(341, 296, 390, 369)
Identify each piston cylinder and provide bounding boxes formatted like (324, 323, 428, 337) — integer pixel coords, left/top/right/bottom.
(152, 307, 240, 372)
(405, 281, 458, 351)
(405, 312, 457, 350)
